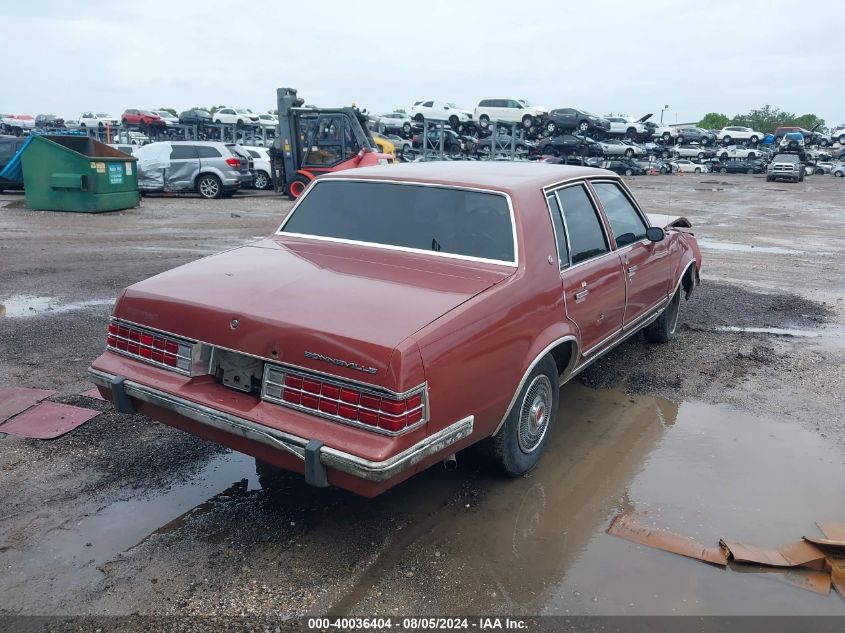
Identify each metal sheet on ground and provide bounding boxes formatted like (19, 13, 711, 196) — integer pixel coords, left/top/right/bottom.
(0, 401, 98, 439)
(79, 388, 106, 401)
(0, 387, 56, 423)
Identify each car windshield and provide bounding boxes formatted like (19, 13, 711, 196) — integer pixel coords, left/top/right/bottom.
(280, 180, 515, 264)
(96, 112, 110, 117)
(446, 103, 459, 108)
(518, 99, 533, 106)
(236, 109, 251, 114)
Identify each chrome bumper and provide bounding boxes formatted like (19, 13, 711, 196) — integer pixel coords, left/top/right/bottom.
(88, 368, 473, 485)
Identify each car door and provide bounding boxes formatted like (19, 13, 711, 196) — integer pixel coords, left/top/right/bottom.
(167, 144, 199, 191)
(590, 180, 671, 327)
(549, 183, 626, 357)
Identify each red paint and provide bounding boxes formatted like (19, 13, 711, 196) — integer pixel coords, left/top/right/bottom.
(0, 401, 98, 439)
(90, 162, 701, 495)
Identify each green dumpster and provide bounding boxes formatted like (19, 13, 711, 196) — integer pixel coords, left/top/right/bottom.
(21, 135, 139, 213)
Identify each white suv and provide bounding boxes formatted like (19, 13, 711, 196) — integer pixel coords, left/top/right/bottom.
(474, 98, 547, 129)
(605, 116, 648, 138)
(409, 100, 473, 126)
(717, 126, 763, 144)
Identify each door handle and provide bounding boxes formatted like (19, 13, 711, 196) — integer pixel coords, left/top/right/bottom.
(627, 265, 638, 277)
(574, 288, 589, 303)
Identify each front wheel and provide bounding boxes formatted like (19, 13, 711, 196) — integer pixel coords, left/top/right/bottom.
(644, 287, 682, 344)
(721, 135, 731, 144)
(253, 171, 270, 190)
(624, 168, 633, 176)
(490, 355, 559, 476)
(522, 114, 534, 129)
(448, 115, 459, 129)
(479, 115, 490, 129)
(287, 174, 310, 200)
(196, 174, 222, 199)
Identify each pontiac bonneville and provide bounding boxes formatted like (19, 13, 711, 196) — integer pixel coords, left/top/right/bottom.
(89, 162, 701, 497)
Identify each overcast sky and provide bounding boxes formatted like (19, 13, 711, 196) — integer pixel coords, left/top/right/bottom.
(5, 0, 844, 127)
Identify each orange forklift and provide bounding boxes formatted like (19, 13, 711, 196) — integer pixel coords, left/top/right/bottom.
(272, 87, 393, 199)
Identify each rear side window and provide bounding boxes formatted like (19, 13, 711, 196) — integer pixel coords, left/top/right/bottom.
(281, 181, 515, 264)
(592, 182, 648, 247)
(247, 150, 260, 158)
(170, 145, 197, 159)
(546, 194, 570, 269)
(556, 185, 608, 265)
(196, 146, 222, 158)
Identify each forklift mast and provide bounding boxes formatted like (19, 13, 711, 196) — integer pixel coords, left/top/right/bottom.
(274, 87, 378, 191)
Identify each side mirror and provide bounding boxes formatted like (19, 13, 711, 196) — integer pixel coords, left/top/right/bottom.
(646, 227, 665, 242)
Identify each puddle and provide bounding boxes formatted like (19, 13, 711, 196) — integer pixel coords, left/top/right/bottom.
(715, 326, 823, 337)
(347, 384, 845, 615)
(697, 240, 807, 255)
(0, 452, 258, 608)
(0, 295, 114, 318)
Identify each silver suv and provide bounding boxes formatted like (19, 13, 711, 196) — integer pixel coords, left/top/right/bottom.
(134, 141, 252, 198)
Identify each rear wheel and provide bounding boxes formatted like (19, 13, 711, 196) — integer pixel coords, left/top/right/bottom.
(624, 148, 634, 157)
(448, 115, 459, 129)
(414, 113, 424, 123)
(746, 168, 754, 174)
(546, 121, 558, 135)
(491, 355, 559, 476)
(624, 168, 633, 176)
(196, 174, 222, 199)
(720, 167, 727, 173)
(287, 174, 310, 200)
(578, 120, 589, 133)
(722, 135, 731, 144)
(644, 287, 682, 344)
(479, 115, 490, 129)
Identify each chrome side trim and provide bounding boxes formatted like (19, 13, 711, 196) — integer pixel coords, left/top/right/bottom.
(581, 327, 624, 358)
(276, 177, 519, 268)
(491, 335, 578, 436)
(88, 368, 473, 483)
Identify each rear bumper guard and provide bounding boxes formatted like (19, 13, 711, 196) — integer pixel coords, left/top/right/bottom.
(88, 368, 473, 486)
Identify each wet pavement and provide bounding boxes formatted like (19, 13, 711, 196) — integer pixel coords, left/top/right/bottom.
(2, 385, 844, 615)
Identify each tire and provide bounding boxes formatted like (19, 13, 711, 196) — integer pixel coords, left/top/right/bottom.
(661, 150, 670, 158)
(722, 135, 731, 144)
(522, 114, 534, 129)
(414, 113, 424, 123)
(479, 115, 490, 129)
(626, 127, 637, 138)
(578, 120, 589, 133)
(839, 135, 845, 145)
(121, 118, 129, 128)
(820, 139, 829, 147)
(490, 355, 559, 476)
(448, 115, 459, 129)
(196, 174, 222, 199)
(746, 168, 754, 174)
(748, 152, 756, 159)
(662, 132, 671, 142)
(701, 138, 709, 146)
(750, 136, 759, 144)
(253, 170, 270, 190)
(698, 152, 705, 159)
(835, 171, 845, 177)
(643, 287, 682, 344)
(402, 122, 411, 134)
(676, 136, 684, 145)
(720, 153, 728, 160)
(287, 174, 310, 200)
(624, 148, 634, 157)
(624, 168, 633, 176)
(766, 176, 773, 182)
(720, 167, 727, 173)
(694, 167, 701, 173)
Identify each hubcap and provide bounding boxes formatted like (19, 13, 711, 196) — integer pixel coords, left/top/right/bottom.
(254, 174, 267, 188)
(518, 375, 553, 453)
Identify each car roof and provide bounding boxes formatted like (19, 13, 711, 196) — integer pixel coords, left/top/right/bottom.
(321, 162, 614, 193)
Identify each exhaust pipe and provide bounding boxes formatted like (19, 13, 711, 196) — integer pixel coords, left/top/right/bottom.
(443, 453, 457, 471)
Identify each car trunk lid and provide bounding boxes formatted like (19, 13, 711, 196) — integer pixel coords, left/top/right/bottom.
(113, 238, 512, 389)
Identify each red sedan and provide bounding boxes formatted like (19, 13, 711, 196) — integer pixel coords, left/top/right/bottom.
(89, 162, 701, 497)
(121, 109, 164, 128)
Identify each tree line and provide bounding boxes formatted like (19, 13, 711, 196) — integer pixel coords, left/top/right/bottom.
(698, 106, 830, 134)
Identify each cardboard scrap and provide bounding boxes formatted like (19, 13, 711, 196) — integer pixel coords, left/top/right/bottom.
(608, 512, 845, 600)
(0, 386, 56, 423)
(607, 512, 728, 566)
(720, 539, 827, 571)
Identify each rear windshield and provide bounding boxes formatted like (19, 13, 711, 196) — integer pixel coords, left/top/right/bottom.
(280, 180, 515, 264)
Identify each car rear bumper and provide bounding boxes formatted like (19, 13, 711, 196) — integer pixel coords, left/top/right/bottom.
(88, 367, 473, 491)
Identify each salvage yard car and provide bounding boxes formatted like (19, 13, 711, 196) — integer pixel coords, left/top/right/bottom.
(88, 162, 702, 497)
(767, 153, 805, 182)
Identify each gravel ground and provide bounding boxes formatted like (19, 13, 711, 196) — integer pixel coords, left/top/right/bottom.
(1, 174, 844, 627)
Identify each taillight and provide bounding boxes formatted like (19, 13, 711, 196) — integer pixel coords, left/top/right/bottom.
(106, 319, 194, 374)
(262, 366, 426, 435)
(225, 157, 241, 168)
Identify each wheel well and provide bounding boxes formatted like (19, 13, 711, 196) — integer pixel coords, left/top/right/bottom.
(681, 262, 697, 299)
(549, 340, 578, 381)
